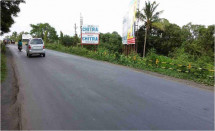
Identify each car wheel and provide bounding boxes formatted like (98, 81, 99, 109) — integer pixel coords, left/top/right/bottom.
(43, 54, 46, 57)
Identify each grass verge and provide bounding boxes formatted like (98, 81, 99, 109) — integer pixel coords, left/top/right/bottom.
(1, 44, 7, 82)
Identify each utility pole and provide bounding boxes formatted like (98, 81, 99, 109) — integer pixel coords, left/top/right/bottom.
(135, 0, 140, 53)
(80, 13, 83, 36)
(80, 13, 83, 47)
(74, 23, 78, 36)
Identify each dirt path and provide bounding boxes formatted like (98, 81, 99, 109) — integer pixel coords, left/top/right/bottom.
(1, 47, 21, 130)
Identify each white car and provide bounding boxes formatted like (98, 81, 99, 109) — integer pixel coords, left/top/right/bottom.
(26, 38, 45, 57)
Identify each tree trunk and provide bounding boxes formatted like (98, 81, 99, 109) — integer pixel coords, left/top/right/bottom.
(143, 27, 148, 57)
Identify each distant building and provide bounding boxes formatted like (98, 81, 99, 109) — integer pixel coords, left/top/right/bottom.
(22, 34, 32, 44)
(3, 38, 10, 44)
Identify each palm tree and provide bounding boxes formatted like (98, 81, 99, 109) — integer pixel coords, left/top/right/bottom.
(136, 1, 163, 57)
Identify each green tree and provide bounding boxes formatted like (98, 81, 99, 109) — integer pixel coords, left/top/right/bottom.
(136, 1, 163, 57)
(30, 23, 58, 43)
(60, 31, 64, 44)
(1, 0, 25, 35)
(9, 31, 18, 41)
(16, 31, 29, 40)
(169, 23, 214, 65)
(100, 31, 122, 53)
(73, 35, 80, 45)
(159, 23, 183, 55)
(61, 35, 74, 46)
(44, 30, 48, 44)
(17, 31, 24, 40)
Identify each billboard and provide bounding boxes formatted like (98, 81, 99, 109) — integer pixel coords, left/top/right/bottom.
(82, 34, 99, 44)
(122, 0, 139, 45)
(81, 25, 99, 44)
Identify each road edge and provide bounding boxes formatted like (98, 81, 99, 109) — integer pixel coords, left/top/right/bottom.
(9, 46, 23, 130)
(1, 47, 22, 130)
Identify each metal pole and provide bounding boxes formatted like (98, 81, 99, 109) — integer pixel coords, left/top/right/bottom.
(128, 45, 130, 55)
(126, 44, 128, 56)
(80, 13, 83, 48)
(125, 45, 127, 56)
(135, 0, 140, 54)
(123, 45, 125, 54)
(80, 24, 82, 48)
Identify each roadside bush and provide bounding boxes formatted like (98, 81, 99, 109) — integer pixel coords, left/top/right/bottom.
(1, 47, 7, 82)
(1, 44, 6, 54)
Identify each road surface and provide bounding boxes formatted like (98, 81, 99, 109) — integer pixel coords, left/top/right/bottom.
(8, 44, 214, 130)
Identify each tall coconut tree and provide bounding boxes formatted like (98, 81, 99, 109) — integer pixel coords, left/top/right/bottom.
(136, 1, 163, 57)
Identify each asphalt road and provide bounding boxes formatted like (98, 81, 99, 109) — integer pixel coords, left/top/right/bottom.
(8, 44, 214, 130)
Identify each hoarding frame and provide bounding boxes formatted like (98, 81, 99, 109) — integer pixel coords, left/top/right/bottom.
(122, 0, 140, 45)
(81, 25, 100, 45)
(81, 33, 100, 45)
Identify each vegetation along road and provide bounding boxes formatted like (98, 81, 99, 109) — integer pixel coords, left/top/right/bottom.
(8, 44, 214, 130)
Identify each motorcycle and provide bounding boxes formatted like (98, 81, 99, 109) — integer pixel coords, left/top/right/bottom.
(18, 45, 22, 52)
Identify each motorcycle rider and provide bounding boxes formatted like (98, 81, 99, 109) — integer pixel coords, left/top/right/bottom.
(18, 39, 22, 51)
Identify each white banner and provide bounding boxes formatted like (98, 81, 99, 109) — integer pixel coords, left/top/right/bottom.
(82, 34, 99, 44)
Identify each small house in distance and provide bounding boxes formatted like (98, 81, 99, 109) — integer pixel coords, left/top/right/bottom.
(22, 34, 32, 45)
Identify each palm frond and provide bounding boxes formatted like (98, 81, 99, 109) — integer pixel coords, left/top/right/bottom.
(152, 3, 159, 14)
(151, 10, 163, 21)
(136, 11, 146, 22)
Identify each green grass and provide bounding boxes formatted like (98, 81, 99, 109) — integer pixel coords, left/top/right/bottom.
(1, 45, 7, 82)
(46, 43, 214, 86)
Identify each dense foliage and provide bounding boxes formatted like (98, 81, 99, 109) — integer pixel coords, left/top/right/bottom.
(59, 31, 80, 46)
(99, 31, 122, 53)
(136, 21, 214, 66)
(1, 44, 7, 82)
(1, 0, 25, 35)
(9, 31, 28, 41)
(30, 23, 58, 43)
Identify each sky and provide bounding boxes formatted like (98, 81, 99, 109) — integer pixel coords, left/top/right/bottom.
(2, 0, 215, 39)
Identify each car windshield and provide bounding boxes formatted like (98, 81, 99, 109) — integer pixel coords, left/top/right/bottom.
(30, 39, 43, 44)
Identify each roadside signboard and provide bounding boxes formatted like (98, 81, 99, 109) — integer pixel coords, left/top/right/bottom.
(81, 25, 99, 45)
(82, 34, 99, 44)
(122, 0, 139, 45)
